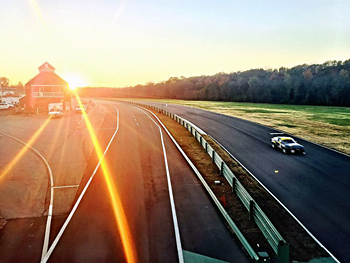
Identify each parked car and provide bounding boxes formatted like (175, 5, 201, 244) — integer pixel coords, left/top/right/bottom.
(270, 133, 305, 155)
(75, 106, 85, 114)
(0, 102, 14, 109)
(49, 109, 63, 118)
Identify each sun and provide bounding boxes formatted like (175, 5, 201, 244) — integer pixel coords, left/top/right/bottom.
(63, 73, 88, 90)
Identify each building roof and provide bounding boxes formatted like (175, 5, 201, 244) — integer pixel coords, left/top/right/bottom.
(38, 62, 55, 72)
(26, 62, 68, 87)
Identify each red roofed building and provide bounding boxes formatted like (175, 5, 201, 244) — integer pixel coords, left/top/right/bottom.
(20, 62, 71, 111)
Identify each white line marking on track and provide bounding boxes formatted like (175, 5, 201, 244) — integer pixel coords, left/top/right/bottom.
(53, 185, 79, 189)
(134, 107, 184, 263)
(0, 132, 54, 261)
(41, 106, 120, 263)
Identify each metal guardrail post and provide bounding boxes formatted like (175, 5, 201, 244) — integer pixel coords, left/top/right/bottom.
(277, 241, 289, 263)
(232, 177, 236, 193)
(205, 142, 208, 153)
(212, 151, 215, 163)
(249, 200, 255, 221)
(220, 162, 224, 176)
(199, 136, 202, 146)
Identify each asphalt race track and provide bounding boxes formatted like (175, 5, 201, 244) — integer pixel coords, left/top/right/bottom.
(0, 101, 250, 263)
(139, 101, 350, 263)
(47, 101, 249, 263)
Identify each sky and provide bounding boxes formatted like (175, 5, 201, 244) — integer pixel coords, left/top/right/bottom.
(1, 0, 349, 88)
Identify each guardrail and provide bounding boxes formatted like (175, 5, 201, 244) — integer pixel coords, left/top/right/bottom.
(126, 101, 289, 263)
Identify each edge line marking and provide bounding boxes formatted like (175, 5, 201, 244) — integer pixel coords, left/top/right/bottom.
(0, 132, 54, 261)
(41, 106, 119, 263)
(133, 106, 184, 263)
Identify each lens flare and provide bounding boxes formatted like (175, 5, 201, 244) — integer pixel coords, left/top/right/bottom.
(0, 116, 52, 179)
(73, 92, 136, 263)
(27, 0, 56, 49)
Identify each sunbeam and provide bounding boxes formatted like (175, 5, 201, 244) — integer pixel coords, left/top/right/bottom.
(27, 0, 56, 49)
(0, 116, 52, 180)
(73, 92, 136, 263)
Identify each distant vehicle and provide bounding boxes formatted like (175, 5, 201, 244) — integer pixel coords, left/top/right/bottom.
(48, 102, 63, 112)
(270, 133, 305, 155)
(75, 106, 85, 114)
(49, 109, 63, 118)
(0, 102, 14, 109)
(2, 97, 19, 105)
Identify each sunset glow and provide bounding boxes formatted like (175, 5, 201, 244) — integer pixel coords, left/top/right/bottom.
(1, 1, 349, 87)
(63, 74, 88, 90)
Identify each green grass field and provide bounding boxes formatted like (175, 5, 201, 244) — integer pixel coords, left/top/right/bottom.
(134, 99, 350, 155)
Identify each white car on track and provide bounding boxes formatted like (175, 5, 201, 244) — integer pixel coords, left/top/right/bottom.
(270, 133, 305, 155)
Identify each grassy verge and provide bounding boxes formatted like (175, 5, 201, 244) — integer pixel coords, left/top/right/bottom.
(154, 109, 329, 262)
(137, 99, 350, 155)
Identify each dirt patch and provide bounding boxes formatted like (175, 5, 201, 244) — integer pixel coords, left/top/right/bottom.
(153, 109, 329, 262)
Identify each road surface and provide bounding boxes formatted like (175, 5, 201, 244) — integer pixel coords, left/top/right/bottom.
(0, 102, 249, 263)
(138, 101, 350, 263)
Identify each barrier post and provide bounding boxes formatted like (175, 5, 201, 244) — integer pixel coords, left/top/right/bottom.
(277, 241, 289, 263)
(249, 200, 255, 221)
(232, 177, 236, 193)
(220, 162, 224, 176)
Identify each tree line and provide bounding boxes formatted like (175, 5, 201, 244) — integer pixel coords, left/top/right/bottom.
(79, 59, 350, 106)
(0, 77, 24, 90)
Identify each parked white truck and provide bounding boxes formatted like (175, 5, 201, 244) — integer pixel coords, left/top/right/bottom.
(48, 103, 63, 118)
